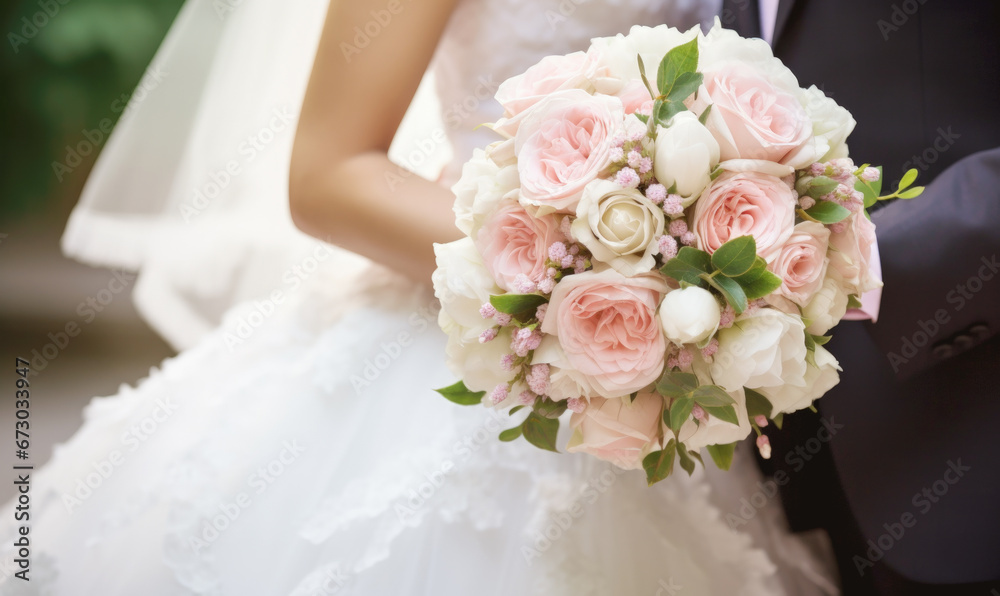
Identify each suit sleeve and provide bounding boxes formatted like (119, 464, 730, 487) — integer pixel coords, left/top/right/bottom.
(865, 146, 1000, 380)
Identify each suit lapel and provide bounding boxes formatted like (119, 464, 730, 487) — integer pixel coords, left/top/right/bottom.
(722, 0, 761, 38)
(771, 0, 798, 47)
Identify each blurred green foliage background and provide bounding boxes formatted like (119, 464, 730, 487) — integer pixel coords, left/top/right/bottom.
(1, 0, 184, 219)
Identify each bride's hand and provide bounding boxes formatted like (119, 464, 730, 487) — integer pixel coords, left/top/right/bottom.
(290, 0, 461, 283)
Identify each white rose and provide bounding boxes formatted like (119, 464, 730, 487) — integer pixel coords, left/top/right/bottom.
(653, 112, 720, 204)
(432, 239, 500, 343)
(659, 286, 721, 345)
(711, 309, 808, 392)
(677, 388, 753, 450)
(443, 328, 515, 393)
(589, 24, 699, 82)
(571, 179, 665, 275)
(697, 23, 801, 94)
(761, 345, 841, 415)
(450, 148, 520, 236)
(786, 85, 856, 168)
(802, 269, 851, 336)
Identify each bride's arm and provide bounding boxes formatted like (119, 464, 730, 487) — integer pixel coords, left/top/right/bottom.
(289, 0, 461, 282)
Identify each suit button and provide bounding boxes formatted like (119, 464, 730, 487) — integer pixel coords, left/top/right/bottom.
(970, 324, 990, 340)
(932, 344, 954, 360)
(953, 334, 975, 351)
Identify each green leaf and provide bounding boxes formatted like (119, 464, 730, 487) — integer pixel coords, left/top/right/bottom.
(706, 273, 748, 314)
(735, 268, 782, 300)
(508, 405, 526, 416)
(660, 247, 713, 287)
(634, 112, 649, 124)
(805, 176, 840, 199)
(804, 201, 852, 224)
(499, 425, 522, 442)
(772, 412, 784, 429)
(846, 294, 863, 309)
(691, 384, 735, 407)
(629, 391, 638, 403)
(855, 169, 880, 209)
(534, 397, 568, 419)
(490, 293, 547, 315)
(709, 166, 724, 181)
(668, 398, 694, 433)
(698, 103, 713, 125)
(703, 404, 739, 426)
(898, 168, 918, 190)
(636, 54, 655, 98)
(711, 235, 757, 277)
(898, 186, 924, 199)
(812, 334, 831, 346)
(643, 439, 677, 485)
(744, 387, 773, 419)
(657, 38, 699, 96)
(705, 442, 737, 471)
(435, 380, 486, 406)
(655, 99, 687, 126)
(677, 446, 697, 476)
(657, 371, 700, 398)
(666, 71, 703, 102)
(804, 332, 816, 352)
(522, 412, 560, 452)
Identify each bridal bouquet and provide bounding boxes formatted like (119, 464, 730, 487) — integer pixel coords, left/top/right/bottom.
(432, 22, 921, 485)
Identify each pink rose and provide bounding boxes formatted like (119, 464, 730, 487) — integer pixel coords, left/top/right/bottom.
(615, 79, 653, 115)
(515, 90, 624, 214)
(495, 51, 605, 118)
(566, 393, 663, 470)
(692, 171, 796, 262)
(541, 268, 667, 398)
(830, 208, 882, 295)
(769, 221, 830, 306)
(475, 203, 562, 291)
(691, 64, 810, 165)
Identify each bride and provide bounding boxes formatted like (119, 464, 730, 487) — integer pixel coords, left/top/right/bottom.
(2, 0, 840, 594)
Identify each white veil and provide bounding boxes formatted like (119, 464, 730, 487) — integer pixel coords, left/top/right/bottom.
(62, 0, 450, 350)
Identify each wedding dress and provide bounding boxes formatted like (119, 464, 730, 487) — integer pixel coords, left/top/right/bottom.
(0, 0, 841, 594)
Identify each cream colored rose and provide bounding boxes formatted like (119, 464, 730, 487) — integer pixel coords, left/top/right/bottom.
(450, 148, 520, 237)
(658, 286, 721, 345)
(653, 112, 720, 204)
(432, 238, 500, 343)
(802, 270, 851, 336)
(567, 393, 663, 470)
(761, 345, 841, 415)
(710, 309, 808, 393)
(571, 179, 665, 275)
(787, 85, 856, 168)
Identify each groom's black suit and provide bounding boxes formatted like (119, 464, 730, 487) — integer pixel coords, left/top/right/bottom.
(719, 1, 1000, 594)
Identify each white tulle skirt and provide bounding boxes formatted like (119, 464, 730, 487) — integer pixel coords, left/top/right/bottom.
(0, 267, 838, 596)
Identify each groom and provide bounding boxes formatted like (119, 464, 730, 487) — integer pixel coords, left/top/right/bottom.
(719, 0, 1000, 594)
